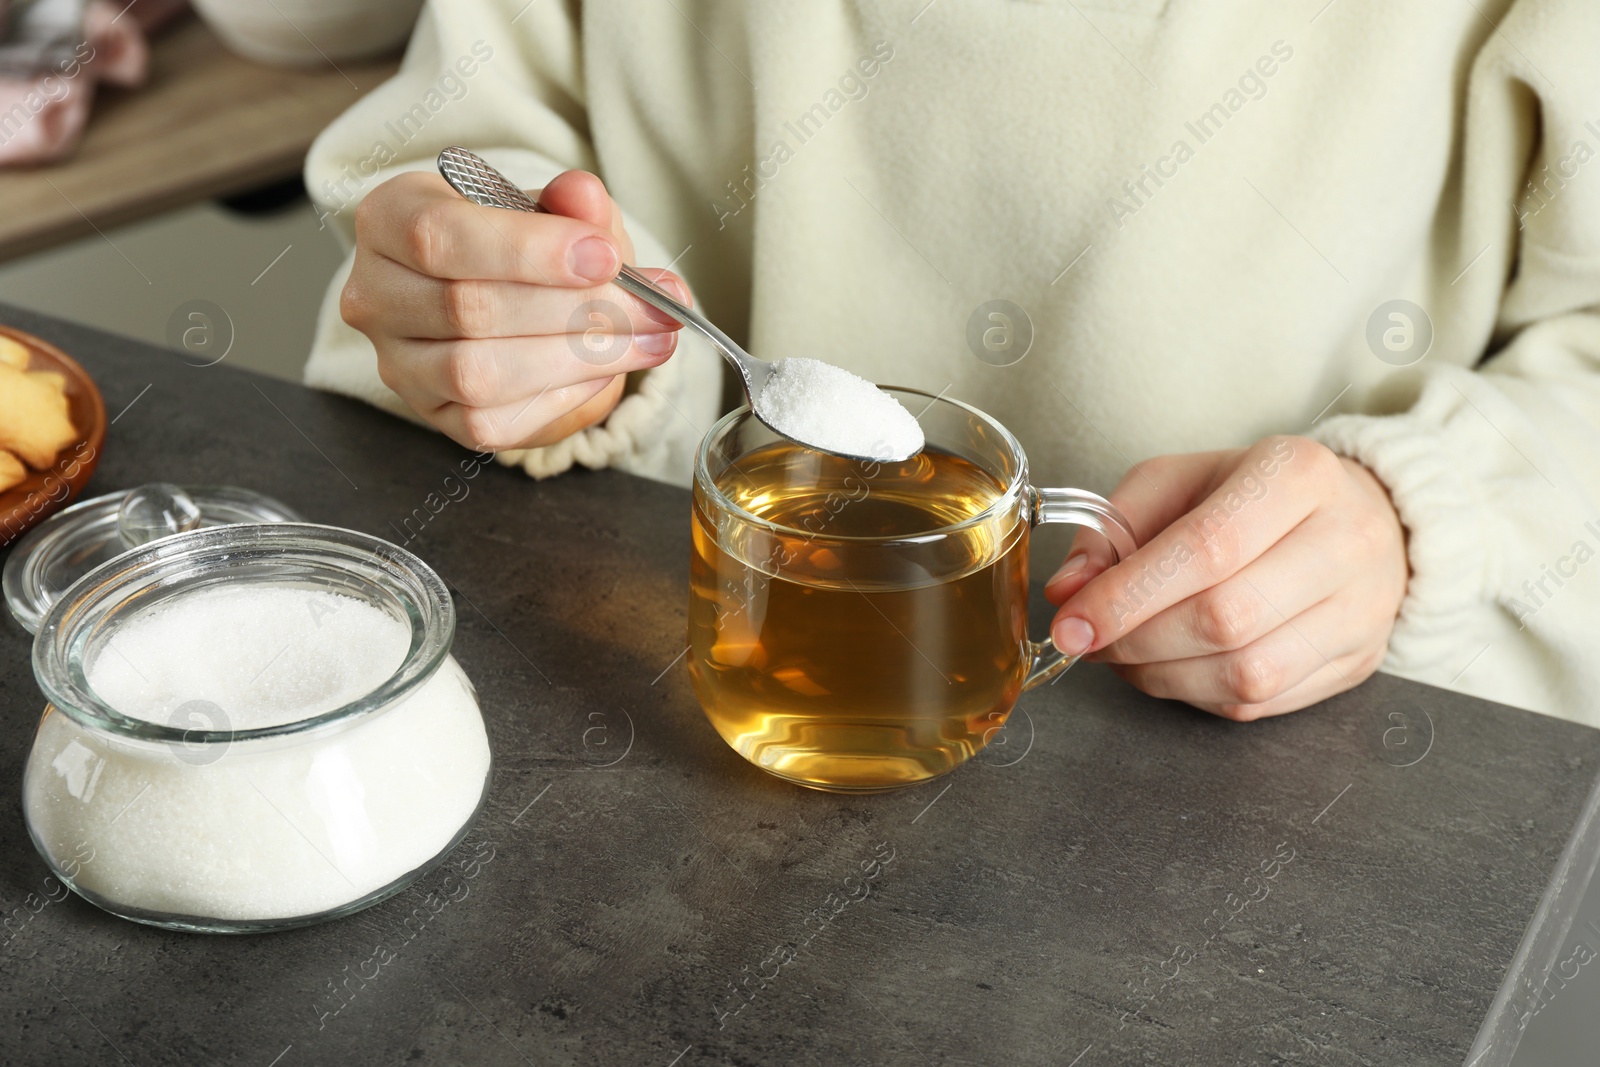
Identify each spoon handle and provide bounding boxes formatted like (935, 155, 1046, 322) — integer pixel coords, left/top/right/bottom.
(435, 147, 757, 391)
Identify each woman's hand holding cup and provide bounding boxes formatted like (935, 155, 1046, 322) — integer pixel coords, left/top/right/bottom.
(1045, 437, 1409, 721)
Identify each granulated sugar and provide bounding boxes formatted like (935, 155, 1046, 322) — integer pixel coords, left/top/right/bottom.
(88, 586, 410, 729)
(25, 586, 490, 922)
(754, 358, 924, 462)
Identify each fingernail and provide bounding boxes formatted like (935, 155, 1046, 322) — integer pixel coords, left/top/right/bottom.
(1047, 553, 1090, 588)
(635, 331, 677, 359)
(657, 276, 690, 304)
(1053, 617, 1094, 657)
(569, 237, 618, 283)
(636, 276, 689, 326)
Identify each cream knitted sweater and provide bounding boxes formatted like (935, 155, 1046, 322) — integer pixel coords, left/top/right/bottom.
(304, 0, 1600, 724)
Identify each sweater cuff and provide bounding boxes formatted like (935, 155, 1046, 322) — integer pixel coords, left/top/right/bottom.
(1308, 412, 1493, 676)
(493, 360, 691, 481)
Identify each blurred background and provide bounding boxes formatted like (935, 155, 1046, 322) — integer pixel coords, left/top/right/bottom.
(0, 187, 340, 380)
(0, 0, 413, 380)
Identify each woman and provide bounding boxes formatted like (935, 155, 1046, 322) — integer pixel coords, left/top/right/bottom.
(304, 0, 1600, 724)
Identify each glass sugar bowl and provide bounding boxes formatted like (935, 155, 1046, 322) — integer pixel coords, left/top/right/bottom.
(22, 522, 492, 933)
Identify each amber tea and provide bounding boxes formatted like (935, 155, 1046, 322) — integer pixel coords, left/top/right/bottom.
(688, 388, 1136, 793)
(688, 440, 1031, 792)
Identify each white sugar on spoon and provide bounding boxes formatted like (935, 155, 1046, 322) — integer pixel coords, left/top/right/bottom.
(754, 358, 925, 463)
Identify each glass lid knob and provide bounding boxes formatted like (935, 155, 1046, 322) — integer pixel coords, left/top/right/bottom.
(116, 483, 203, 547)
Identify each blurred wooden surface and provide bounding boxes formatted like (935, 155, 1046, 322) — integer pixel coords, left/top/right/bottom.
(0, 15, 398, 263)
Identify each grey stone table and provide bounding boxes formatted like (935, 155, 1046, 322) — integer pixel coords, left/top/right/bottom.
(3, 305, 1598, 1066)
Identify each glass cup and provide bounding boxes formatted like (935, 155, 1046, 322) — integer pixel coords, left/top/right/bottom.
(23, 524, 493, 933)
(688, 387, 1137, 793)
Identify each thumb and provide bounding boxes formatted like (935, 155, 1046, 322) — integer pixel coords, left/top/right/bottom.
(1043, 451, 1226, 605)
(537, 169, 635, 264)
(536, 169, 615, 228)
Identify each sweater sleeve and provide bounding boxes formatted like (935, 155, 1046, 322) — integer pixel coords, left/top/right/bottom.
(1309, 0, 1600, 721)
(299, 0, 720, 486)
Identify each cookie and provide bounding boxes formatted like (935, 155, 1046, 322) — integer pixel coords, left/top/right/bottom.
(29, 369, 67, 393)
(0, 449, 24, 492)
(27, 369, 70, 415)
(0, 336, 28, 370)
(0, 362, 77, 469)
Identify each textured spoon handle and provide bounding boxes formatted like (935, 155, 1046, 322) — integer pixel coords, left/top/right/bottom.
(437, 145, 543, 213)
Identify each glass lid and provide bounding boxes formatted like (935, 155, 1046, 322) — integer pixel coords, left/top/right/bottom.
(2, 483, 301, 634)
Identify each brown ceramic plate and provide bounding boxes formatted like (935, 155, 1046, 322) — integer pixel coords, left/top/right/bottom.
(0, 325, 107, 550)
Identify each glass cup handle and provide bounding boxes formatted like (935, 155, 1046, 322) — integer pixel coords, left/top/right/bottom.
(1022, 486, 1139, 691)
